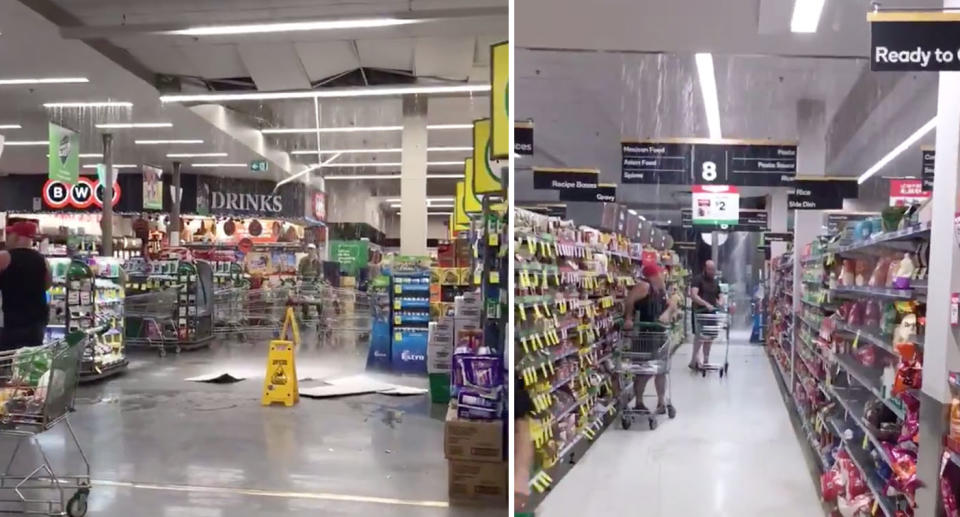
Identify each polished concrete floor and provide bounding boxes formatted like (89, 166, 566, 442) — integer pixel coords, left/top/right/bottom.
(0, 339, 501, 516)
(537, 343, 823, 517)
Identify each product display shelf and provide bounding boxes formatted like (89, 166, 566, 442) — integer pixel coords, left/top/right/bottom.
(80, 257, 129, 382)
(826, 416, 899, 517)
(827, 222, 930, 256)
(516, 209, 637, 501)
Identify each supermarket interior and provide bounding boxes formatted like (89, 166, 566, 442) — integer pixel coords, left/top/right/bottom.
(515, 2, 960, 517)
(0, 1, 506, 516)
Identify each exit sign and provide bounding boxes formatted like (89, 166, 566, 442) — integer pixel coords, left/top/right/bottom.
(249, 160, 268, 172)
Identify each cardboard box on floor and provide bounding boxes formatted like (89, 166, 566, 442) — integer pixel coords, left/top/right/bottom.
(448, 460, 507, 505)
(443, 405, 504, 462)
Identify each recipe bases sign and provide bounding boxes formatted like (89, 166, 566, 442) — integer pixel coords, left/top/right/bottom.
(621, 138, 796, 186)
(870, 12, 960, 71)
(691, 185, 739, 226)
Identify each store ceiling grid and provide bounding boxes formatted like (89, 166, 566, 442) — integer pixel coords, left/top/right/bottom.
(1, 0, 503, 189)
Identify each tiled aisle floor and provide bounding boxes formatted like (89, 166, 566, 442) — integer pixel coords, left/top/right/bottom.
(537, 343, 823, 517)
(0, 341, 500, 516)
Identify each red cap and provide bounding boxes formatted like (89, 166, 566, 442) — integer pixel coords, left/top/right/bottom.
(641, 260, 661, 279)
(6, 221, 38, 240)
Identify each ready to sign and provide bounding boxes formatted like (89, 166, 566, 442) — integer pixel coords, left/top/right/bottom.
(43, 178, 121, 209)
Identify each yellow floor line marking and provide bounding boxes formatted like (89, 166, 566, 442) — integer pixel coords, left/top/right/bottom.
(92, 479, 449, 508)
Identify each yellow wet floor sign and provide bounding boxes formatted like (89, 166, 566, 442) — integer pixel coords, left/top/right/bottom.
(262, 308, 300, 407)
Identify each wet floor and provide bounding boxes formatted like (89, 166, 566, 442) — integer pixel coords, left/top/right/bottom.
(0, 339, 501, 516)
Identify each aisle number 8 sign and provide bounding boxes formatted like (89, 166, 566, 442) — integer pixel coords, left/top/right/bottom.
(43, 177, 121, 209)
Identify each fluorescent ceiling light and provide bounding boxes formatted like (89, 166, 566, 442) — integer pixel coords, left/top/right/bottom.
(325, 174, 462, 180)
(0, 77, 88, 85)
(191, 163, 246, 168)
(695, 53, 722, 139)
(791, 0, 827, 33)
(263, 124, 472, 134)
(291, 146, 472, 155)
(390, 203, 455, 208)
(82, 163, 138, 169)
(168, 18, 416, 36)
(627, 209, 637, 215)
(397, 212, 455, 216)
(96, 122, 173, 129)
(135, 139, 203, 145)
(167, 152, 228, 158)
(4, 140, 46, 146)
(47, 153, 104, 158)
(161, 84, 490, 103)
(43, 101, 132, 108)
(385, 197, 454, 203)
(0, 124, 22, 129)
(858, 116, 937, 184)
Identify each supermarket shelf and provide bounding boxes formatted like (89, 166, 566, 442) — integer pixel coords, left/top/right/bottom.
(826, 416, 898, 517)
(829, 222, 930, 255)
(831, 286, 923, 302)
(834, 353, 905, 419)
(800, 298, 835, 311)
(833, 322, 914, 354)
(549, 373, 579, 394)
(801, 255, 823, 266)
(797, 315, 821, 332)
(829, 386, 895, 466)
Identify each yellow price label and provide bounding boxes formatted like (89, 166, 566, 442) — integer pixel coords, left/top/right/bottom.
(394, 332, 402, 341)
(528, 237, 536, 254)
(533, 304, 543, 318)
(488, 233, 499, 247)
(862, 434, 869, 450)
(852, 330, 860, 349)
(394, 300, 402, 310)
(394, 284, 402, 294)
(490, 271, 500, 284)
(871, 500, 878, 515)
(394, 316, 402, 325)
(518, 304, 527, 321)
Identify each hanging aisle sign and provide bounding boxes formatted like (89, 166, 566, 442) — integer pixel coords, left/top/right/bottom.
(48, 122, 79, 184)
(455, 181, 471, 227)
(889, 178, 930, 206)
(921, 147, 935, 191)
(559, 183, 616, 203)
(691, 185, 739, 225)
(680, 208, 764, 231)
(532, 167, 599, 191)
(491, 41, 509, 159)
(763, 232, 794, 244)
(463, 158, 483, 213)
(787, 177, 859, 210)
(515, 121, 534, 155)
(472, 119, 503, 194)
(869, 11, 960, 71)
(621, 138, 796, 186)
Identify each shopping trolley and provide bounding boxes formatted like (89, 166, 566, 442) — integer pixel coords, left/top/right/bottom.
(618, 323, 676, 430)
(0, 333, 90, 516)
(288, 285, 373, 351)
(123, 288, 179, 356)
(694, 311, 730, 378)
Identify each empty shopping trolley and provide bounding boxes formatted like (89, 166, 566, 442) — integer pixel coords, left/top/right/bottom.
(123, 288, 179, 356)
(694, 311, 731, 378)
(617, 323, 676, 430)
(0, 333, 90, 516)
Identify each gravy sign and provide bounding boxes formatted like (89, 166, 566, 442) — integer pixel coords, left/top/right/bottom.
(43, 178, 121, 209)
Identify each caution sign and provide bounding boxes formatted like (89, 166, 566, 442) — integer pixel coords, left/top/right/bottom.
(261, 308, 300, 407)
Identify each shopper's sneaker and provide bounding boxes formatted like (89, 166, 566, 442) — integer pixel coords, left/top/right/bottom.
(687, 362, 700, 372)
(635, 403, 649, 414)
(656, 405, 667, 415)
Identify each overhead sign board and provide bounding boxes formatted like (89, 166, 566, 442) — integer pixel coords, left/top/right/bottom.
(490, 41, 509, 159)
(532, 167, 599, 191)
(518, 204, 566, 219)
(675, 241, 698, 251)
(692, 184, 739, 226)
(621, 138, 796, 186)
(515, 121, 534, 155)
(249, 160, 268, 172)
(787, 177, 859, 210)
(869, 12, 960, 71)
(763, 232, 793, 244)
(825, 212, 876, 233)
(558, 183, 616, 203)
(681, 208, 768, 231)
(472, 119, 503, 194)
(48, 123, 79, 185)
(922, 147, 935, 191)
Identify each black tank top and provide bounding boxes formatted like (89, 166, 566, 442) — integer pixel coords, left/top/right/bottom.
(0, 249, 49, 328)
(634, 281, 666, 324)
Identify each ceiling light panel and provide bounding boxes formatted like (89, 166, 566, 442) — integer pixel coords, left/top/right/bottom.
(0, 124, 22, 129)
(695, 53, 722, 139)
(791, 0, 827, 33)
(0, 77, 88, 85)
(160, 84, 490, 103)
(169, 18, 417, 36)
(192, 163, 246, 168)
(43, 101, 132, 108)
(166, 152, 228, 158)
(262, 124, 473, 135)
(4, 141, 46, 146)
(135, 139, 203, 145)
(858, 117, 937, 184)
(291, 146, 472, 155)
(96, 122, 173, 129)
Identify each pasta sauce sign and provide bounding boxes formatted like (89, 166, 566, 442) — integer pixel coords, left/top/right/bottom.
(42, 177, 121, 209)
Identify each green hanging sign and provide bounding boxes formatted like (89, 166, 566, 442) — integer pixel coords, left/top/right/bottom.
(48, 122, 79, 184)
(329, 240, 368, 276)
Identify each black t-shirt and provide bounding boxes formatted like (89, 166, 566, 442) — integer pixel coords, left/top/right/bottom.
(692, 274, 720, 311)
(634, 281, 667, 324)
(0, 249, 49, 328)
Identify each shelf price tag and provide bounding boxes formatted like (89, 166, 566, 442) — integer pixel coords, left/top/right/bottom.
(488, 233, 499, 247)
(862, 434, 869, 450)
(852, 330, 860, 349)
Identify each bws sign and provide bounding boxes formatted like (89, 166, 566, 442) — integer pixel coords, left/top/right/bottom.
(42, 178, 121, 209)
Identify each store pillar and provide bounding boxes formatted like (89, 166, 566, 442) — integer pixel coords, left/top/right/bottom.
(170, 161, 182, 246)
(101, 133, 114, 256)
(917, 12, 960, 510)
(767, 189, 789, 258)
(400, 95, 428, 255)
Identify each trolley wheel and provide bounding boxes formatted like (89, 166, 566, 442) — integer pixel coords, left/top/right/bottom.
(667, 405, 677, 419)
(701, 369, 707, 378)
(724, 363, 730, 376)
(649, 418, 658, 430)
(67, 489, 88, 517)
(719, 368, 724, 379)
(620, 416, 632, 430)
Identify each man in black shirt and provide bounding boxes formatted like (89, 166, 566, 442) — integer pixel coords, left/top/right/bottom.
(690, 259, 722, 370)
(0, 222, 51, 350)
